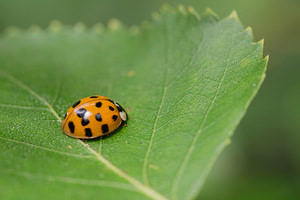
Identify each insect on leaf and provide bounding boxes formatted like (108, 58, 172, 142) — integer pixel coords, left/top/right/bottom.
(0, 5, 268, 200)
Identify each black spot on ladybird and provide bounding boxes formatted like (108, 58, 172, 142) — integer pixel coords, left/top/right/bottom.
(85, 128, 92, 137)
(72, 100, 81, 108)
(95, 113, 102, 121)
(96, 102, 102, 108)
(90, 96, 98, 98)
(68, 121, 75, 133)
(76, 108, 86, 118)
(102, 124, 109, 133)
(112, 115, 118, 121)
(81, 118, 89, 126)
(109, 106, 115, 111)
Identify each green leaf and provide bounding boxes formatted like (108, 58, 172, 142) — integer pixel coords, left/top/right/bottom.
(0, 6, 267, 200)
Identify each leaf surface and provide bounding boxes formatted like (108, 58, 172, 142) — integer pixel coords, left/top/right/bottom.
(0, 6, 267, 200)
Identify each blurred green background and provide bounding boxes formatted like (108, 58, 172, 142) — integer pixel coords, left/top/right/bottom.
(1, 0, 299, 199)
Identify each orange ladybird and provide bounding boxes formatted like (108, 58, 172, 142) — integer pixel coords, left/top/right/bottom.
(61, 95, 127, 139)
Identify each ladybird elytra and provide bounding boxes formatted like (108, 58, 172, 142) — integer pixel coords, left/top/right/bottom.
(62, 95, 127, 139)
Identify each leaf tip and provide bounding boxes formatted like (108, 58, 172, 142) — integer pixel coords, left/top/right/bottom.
(264, 54, 270, 63)
(108, 19, 123, 31)
(200, 8, 219, 22)
(74, 22, 86, 33)
(227, 10, 240, 22)
(187, 6, 200, 20)
(203, 8, 218, 18)
(244, 26, 253, 36)
(252, 39, 267, 61)
(48, 20, 63, 32)
(258, 38, 264, 46)
(177, 4, 187, 15)
(160, 3, 172, 13)
(257, 39, 265, 54)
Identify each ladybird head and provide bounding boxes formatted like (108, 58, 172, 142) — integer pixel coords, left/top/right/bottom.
(114, 102, 128, 122)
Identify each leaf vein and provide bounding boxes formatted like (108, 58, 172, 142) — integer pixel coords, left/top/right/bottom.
(2, 71, 168, 200)
(0, 136, 92, 158)
(167, 30, 205, 89)
(142, 19, 170, 186)
(6, 169, 137, 192)
(171, 23, 237, 200)
(50, 77, 61, 105)
(0, 103, 48, 111)
(2, 71, 61, 120)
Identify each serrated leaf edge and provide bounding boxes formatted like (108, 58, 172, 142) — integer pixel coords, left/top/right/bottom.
(0, 5, 267, 200)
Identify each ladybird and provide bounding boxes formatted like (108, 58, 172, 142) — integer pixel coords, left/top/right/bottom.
(61, 95, 127, 139)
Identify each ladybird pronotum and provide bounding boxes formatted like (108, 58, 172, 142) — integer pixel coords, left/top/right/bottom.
(61, 95, 127, 139)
